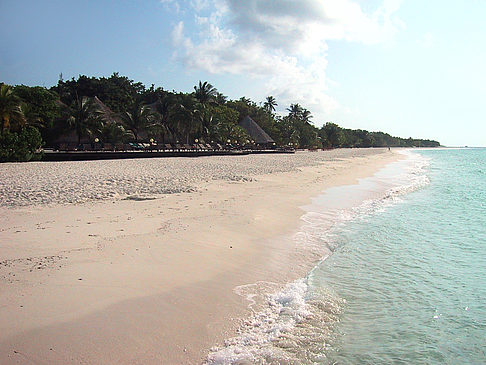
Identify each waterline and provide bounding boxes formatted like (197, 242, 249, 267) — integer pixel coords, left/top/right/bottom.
(207, 151, 431, 364)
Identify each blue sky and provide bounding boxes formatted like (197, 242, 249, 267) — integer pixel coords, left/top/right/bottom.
(1, 0, 485, 146)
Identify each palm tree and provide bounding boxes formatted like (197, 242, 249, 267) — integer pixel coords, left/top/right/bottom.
(263, 96, 277, 113)
(67, 95, 101, 144)
(20, 103, 44, 130)
(194, 81, 217, 104)
(301, 108, 312, 123)
(194, 105, 215, 141)
(167, 93, 197, 143)
(216, 121, 249, 145)
(0, 83, 26, 134)
(119, 100, 156, 142)
(96, 120, 131, 144)
(149, 93, 174, 142)
(287, 103, 303, 118)
(214, 92, 228, 105)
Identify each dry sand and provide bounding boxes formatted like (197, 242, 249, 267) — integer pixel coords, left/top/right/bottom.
(0, 149, 401, 364)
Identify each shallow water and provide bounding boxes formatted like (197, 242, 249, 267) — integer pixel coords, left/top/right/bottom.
(317, 148, 486, 364)
(208, 148, 486, 364)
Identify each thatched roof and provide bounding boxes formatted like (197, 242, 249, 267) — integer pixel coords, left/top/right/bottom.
(52, 96, 120, 145)
(93, 96, 121, 124)
(239, 116, 274, 144)
(55, 96, 120, 124)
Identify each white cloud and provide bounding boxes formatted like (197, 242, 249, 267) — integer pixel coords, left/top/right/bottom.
(170, 0, 403, 119)
(190, 0, 209, 12)
(160, 0, 181, 13)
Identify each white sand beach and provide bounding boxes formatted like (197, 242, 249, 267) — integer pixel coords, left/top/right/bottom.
(0, 149, 401, 364)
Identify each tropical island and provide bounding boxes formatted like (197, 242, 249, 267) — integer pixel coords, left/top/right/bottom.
(0, 73, 439, 162)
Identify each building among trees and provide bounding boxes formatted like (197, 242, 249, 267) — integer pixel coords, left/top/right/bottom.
(239, 116, 275, 147)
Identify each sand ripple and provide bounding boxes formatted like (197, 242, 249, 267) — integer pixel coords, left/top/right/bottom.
(0, 149, 385, 207)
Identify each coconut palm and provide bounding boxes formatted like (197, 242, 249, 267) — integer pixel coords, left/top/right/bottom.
(96, 120, 132, 144)
(216, 121, 249, 145)
(214, 92, 228, 105)
(67, 95, 102, 144)
(0, 83, 26, 133)
(194, 81, 217, 104)
(301, 108, 312, 123)
(20, 103, 44, 130)
(149, 93, 174, 142)
(287, 103, 303, 118)
(119, 100, 156, 142)
(194, 105, 215, 141)
(170, 93, 197, 143)
(263, 96, 277, 113)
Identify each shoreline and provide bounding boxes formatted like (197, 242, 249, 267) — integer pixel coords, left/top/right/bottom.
(0, 149, 403, 364)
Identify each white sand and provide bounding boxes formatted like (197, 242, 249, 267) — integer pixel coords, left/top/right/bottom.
(0, 149, 401, 364)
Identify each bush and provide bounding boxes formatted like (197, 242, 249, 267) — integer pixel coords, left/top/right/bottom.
(0, 126, 43, 162)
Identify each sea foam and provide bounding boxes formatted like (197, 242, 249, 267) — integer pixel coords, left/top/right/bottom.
(207, 151, 430, 364)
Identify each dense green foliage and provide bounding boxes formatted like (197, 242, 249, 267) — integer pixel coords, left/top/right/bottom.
(13, 85, 60, 129)
(1, 84, 44, 161)
(320, 124, 440, 148)
(0, 126, 43, 162)
(52, 73, 145, 114)
(0, 74, 439, 161)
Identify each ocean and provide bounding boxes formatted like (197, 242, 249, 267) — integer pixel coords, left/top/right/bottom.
(208, 148, 486, 364)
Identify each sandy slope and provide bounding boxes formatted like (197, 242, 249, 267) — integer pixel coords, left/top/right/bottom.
(0, 149, 400, 364)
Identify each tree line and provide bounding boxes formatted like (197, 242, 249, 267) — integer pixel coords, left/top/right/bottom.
(0, 73, 439, 161)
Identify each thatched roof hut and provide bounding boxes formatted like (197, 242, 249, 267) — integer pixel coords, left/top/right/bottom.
(239, 116, 274, 145)
(93, 96, 121, 124)
(51, 96, 121, 146)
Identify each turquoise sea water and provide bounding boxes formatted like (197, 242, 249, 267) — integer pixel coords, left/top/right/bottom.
(209, 149, 486, 364)
(312, 148, 486, 364)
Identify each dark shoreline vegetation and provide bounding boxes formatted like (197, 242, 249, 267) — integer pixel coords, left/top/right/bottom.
(0, 73, 440, 162)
